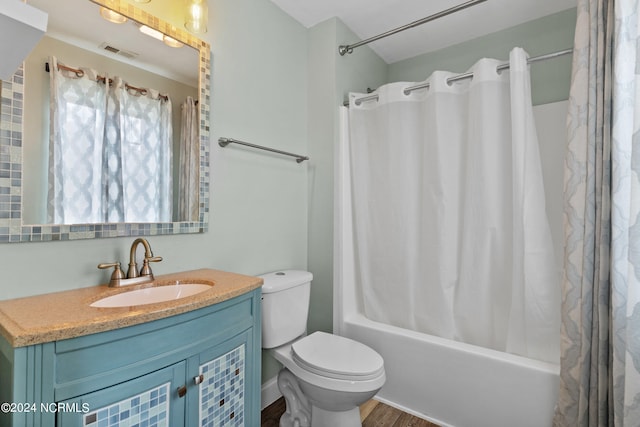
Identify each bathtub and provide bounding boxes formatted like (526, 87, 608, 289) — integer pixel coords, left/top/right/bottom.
(334, 106, 560, 427)
(338, 312, 559, 427)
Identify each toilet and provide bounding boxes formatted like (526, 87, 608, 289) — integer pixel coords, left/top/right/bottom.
(260, 270, 386, 427)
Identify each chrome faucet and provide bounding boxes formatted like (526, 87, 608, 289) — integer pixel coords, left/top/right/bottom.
(98, 238, 163, 287)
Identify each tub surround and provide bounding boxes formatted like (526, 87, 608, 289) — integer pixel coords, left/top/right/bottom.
(0, 268, 263, 347)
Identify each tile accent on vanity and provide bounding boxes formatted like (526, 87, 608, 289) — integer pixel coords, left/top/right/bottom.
(83, 383, 170, 427)
(199, 344, 245, 427)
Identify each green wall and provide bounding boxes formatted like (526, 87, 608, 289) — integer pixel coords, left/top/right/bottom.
(252, 17, 390, 387)
(388, 8, 577, 105)
(306, 17, 387, 338)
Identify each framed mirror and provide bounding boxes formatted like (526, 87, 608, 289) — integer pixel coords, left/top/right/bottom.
(0, 0, 211, 242)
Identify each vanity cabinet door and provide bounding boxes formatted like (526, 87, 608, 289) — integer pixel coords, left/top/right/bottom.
(187, 330, 257, 427)
(56, 361, 187, 427)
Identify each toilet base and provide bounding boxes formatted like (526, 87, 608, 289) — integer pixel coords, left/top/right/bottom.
(278, 368, 311, 427)
(277, 368, 365, 427)
(310, 406, 361, 427)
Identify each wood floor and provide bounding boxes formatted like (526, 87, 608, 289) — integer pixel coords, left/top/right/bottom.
(261, 397, 440, 427)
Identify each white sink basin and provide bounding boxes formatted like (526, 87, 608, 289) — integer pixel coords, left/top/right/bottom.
(90, 283, 212, 308)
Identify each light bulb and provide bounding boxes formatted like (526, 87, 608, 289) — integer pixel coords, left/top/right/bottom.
(100, 7, 127, 24)
(185, 0, 208, 34)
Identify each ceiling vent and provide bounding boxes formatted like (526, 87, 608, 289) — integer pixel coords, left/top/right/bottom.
(99, 42, 138, 59)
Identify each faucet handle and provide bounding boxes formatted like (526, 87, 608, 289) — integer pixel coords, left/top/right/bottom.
(98, 262, 126, 286)
(140, 256, 163, 276)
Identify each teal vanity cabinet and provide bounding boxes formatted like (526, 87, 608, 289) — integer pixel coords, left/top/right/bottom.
(0, 288, 261, 427)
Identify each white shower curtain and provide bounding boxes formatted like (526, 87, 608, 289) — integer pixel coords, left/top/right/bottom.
(345, 48, 560, 363)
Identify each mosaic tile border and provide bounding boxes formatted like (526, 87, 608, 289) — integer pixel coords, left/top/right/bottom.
(83, 382, 170, 427)
(199, 345, 245, 427)
(0, 1, 210, 243)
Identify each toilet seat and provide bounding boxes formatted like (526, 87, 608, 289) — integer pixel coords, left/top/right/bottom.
(291, 331, 384, 381)
(271, 335, 386, 394)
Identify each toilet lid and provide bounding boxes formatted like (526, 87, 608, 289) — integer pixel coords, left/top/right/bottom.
(291, 331, 384, 381)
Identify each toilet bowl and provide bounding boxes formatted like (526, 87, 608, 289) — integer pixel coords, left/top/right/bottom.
(260, 270, 386, 427)
(272, 332, 385, 427)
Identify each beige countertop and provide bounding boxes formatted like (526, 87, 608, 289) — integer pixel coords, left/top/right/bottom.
(0, 268, 263, 348)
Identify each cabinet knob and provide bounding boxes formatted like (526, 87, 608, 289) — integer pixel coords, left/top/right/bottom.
(194, 374, 205, 385)
(177, 385, 187, 398)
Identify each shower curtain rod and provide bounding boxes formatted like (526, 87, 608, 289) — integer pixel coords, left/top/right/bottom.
(338, 0, 487, 56)
(344, 47, 573, 107)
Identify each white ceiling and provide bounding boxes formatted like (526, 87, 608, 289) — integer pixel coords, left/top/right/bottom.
(269, 0, 577, 63)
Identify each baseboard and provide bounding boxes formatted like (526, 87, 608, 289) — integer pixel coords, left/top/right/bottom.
(261, 376, 282, 410)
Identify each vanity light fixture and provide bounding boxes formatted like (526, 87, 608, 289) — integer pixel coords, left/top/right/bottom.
(99, 6, 127, 24)
(184, 0, 207, 34)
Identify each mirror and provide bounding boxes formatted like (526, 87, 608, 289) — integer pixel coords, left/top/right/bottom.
(0, 0, 211, 242)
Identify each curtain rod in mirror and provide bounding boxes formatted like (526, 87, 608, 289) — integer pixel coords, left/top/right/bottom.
(44, 62, 170, 101)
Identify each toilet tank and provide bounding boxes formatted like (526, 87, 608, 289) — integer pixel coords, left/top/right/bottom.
(260, 270, 313, 349)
